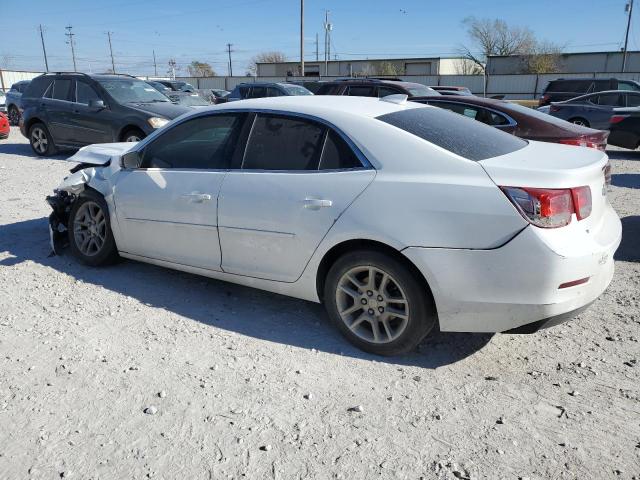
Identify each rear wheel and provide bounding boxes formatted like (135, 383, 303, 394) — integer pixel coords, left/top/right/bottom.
(29, 123, 57, 156)
(8, 105, 20, 126)
(324, 250, 436, 356)
(569, 117, 589, 127)
(121, 128, 145, 143)
(68, 190, 119, 266)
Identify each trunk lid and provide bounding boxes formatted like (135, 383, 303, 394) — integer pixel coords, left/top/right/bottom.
(479, 140, 610, 231)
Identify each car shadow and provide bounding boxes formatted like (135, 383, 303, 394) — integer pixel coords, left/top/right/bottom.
(612, 173, 640, 189)
(0, 142, 69, 160)
(615, 215, 640, 263)
(0, 217, 492, 368)
(607, 149, 640, 160)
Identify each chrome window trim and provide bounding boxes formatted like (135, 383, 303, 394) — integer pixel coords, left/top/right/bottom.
(129, 108, 374, 171)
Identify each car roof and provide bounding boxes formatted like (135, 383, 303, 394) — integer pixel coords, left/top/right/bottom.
(203, 95, 425, 119)
(322, 79, 425, 89)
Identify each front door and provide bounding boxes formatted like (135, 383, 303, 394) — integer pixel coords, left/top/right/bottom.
(113, 113, 246, 269)
(218, 113, 375, 282)
(68, 80, 112, 145)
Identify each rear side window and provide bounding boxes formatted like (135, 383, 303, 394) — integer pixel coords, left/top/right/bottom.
(24, 77, 52, 98)
(594, 93, 622, 106)
(378, 86, 402, 97)
(347, 86, 376, 97)
(319, 130, 362, 169)
(545, 80, 591, 93)
(49, 79, 72, 101)
(238, 86, 250, 98)
(377, 107, 527, 161)
(626, 93, 640, 107)
(243, 114, 325, 170)
(317, 84, 343, 95)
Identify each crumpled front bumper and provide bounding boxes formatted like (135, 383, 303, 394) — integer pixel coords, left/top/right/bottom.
(46, 190, 75, 253)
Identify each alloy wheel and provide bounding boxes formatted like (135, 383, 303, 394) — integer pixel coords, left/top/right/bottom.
(31, 127, 49, 154)
(335, 266, 410, 344)
(73, 201, 107, 257)
(125, 135, 141, 142)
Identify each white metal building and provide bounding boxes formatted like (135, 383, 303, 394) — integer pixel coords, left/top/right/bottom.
(487, 51, 640, 75)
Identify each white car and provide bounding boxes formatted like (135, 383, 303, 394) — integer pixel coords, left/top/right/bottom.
(47, 96, 622, 355)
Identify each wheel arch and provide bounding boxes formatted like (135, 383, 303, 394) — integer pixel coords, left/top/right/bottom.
(117, 124, 146, 142)
(24, 116, 45, 134)
(315, 238, 436, 308)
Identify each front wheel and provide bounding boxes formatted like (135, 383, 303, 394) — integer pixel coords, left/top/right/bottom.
(68, 190, 119, 266)
(121, 128, 145, 143)
(324, 250, 436, 356)
(8, 105, 20, 126)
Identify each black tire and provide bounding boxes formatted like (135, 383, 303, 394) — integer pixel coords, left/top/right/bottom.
(68, 190, 119, 267)
(569, 117, 590, 128)
(121, 128, 145, 143)
(8, 105, 20, 126)
(323, 250, 436, 356)
(28, 122, 57, 156)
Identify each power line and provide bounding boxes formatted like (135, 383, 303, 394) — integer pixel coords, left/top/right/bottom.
(65, 25, 77, 71)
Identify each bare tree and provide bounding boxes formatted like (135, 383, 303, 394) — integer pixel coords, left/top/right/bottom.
(459, 17, 536, 72)
(376, 61, 403, 76)
(188, 61, 216, 77)
(0, 53, 14, 69)
(247, 51, 287, 75)
(522, 41, 564, 74)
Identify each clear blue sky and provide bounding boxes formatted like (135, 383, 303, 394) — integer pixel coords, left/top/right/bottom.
(0, 0, 634, 76)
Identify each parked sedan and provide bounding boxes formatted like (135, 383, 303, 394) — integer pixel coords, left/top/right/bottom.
(227, 82, 313, 101)
(46, 96, 620, 355)
(415, 95, 609, 150)
(541, 90, 640, 129)
(607, 109, 640, 150)
(0, 112, 9, 139)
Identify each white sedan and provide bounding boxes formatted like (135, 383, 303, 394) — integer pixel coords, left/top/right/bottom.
(47, 95, 622, 355)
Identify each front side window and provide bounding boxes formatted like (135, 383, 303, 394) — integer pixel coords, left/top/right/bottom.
(50, 79, 72, 101)
(142, 114, 245, 169)
(249, 86, 267, 98)
(267, 87, 283, 97)
(281, 84, 313, 96)
(317, 84, 343, 95)
(243, 114, 325, 170)
(75, 81, 101, 105)
(626, 93, 640, 107)
(595, 93, 622, 106)
(378, 86, 401, 97)
(619, 81, 640, 91)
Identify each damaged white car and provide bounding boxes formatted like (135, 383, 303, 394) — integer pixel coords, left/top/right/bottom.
(47, 96, 621, 355)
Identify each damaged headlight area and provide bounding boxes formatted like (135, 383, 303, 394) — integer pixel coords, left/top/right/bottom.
(46, 189, 78, 254)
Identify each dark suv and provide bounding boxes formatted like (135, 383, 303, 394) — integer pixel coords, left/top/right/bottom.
(539, 77, 640, 106)
(315, 78, 440, 98)
(20, 72, 191, 156)
(227, 82, 313, 101)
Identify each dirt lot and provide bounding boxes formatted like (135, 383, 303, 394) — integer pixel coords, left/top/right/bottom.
(0, 127, 638, 480)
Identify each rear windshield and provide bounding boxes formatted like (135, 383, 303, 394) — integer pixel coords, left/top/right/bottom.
(503, 101, 579, 128)
(377, 106, 527, 161)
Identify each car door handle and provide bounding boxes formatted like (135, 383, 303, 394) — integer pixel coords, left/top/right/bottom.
(303, 197, 332, 210)
(181, 192, 212, 203)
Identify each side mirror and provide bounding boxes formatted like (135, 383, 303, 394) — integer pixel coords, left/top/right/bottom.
(121, 150, 142, 169)
(88, 99, 106, 111)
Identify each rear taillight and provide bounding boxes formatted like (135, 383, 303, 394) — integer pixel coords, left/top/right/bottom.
(558, 135, 607, 151)
(539, 94, 550, 106)
(500, 186, 592, 228)
(610, 114, 628, 124)
(549, 104, 560, 112)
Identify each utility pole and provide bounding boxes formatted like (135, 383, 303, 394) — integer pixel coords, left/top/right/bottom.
(315, 33, 319, 61)
(65, 25, 77, 72)
(323, 11, 333, 76)
(106, 31, 115, 73)
(623, 0, 634, 72)
(300, 0, 304, 76)
(227, 43, 233, 76)
(168, 59, 176, 79)
(153, 50, 158, 77)
(39, 24, 49, 72)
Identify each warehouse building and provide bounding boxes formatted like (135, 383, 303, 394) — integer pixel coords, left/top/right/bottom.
(487, 50, 640, 74)
(256, 56, 479, 77)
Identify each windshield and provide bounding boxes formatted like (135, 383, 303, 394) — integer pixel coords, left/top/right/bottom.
(506, 101, 584, 128)
(174, 94, 210, 106)
(407, 85, 440, 97)
(99, 79, 170, 103)
(282, 84, 313, 95)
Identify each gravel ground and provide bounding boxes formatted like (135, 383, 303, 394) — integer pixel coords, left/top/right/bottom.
(0, 127, 638, 480)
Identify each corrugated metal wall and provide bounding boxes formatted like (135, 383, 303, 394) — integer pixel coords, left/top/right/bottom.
(0, 70, 43, 92)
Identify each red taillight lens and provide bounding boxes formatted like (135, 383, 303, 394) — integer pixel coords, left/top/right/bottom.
(500, 186, 591, 228)
(571, 186, 592, 220)
(610, 114, 628, 124)
(549, 104, 560, 113)
(558, 135, 607, 151)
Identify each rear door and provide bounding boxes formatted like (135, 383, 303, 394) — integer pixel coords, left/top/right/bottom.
(113, 113, 246, 269)
(42, 78, 74, 144)
(218, 113, 375, 282)
(68, 80, 113, 145)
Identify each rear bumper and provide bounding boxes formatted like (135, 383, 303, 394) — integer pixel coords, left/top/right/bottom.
(403, 203, 622, 333)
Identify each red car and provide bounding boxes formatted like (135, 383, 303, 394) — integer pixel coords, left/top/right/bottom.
(0, 112, 9, 140)
(413, 95, 609, 151)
